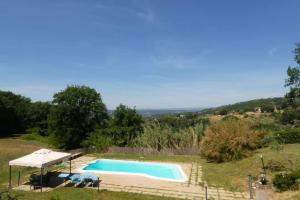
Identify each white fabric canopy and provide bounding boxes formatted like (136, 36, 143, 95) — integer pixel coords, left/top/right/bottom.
(9, 149, 71, 168)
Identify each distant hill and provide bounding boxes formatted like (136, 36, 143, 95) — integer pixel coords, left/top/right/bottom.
(136, 108, 206, 117)
(109, 108, 206, 117)
(201, 97, 285, 114)
(108, 97, 285, 117)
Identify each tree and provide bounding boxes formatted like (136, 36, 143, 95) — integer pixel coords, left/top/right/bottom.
(219, 108, 228, 115)
(48, 85, 109, 149)
(109, 104, 144, 146)
(0, 91, 31, 136)
(282, 44, 300, 124)
(26, 101, 51, 135)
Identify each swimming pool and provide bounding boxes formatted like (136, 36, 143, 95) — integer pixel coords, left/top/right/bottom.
(81, 159, 187, 182)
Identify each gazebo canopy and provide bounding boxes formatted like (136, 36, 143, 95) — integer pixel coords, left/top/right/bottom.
(9, 149, 71, 168)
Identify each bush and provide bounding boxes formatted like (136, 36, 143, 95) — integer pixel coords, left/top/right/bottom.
(222, 115, 239, 121)
(81, 130, 111, 152)
(200, 119, 264, 162)
(219, 109, 228, 115)
(265, 160, 286, 172)
(273, 171, 300, 191)
(274, 128, 300, 144)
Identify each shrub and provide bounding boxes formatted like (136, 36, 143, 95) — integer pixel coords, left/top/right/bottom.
(222, 115, 239, 121)
(200, 119, 264, 162)
(265, 160, 286, 172)
(81, 130, 111, 152)
(219, 109, 228, 115)
(274, 128, 300, 144)
(134, 121, 206, 151)
(273, 171, 300, 191)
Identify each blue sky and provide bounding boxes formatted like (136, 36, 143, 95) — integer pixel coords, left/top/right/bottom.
(0, 0, 299, 109)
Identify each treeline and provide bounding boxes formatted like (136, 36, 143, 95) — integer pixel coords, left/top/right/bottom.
(202, 97, 285, 115)
(0, 86, 143, 150)
(0, 91, 50, 135)
(0, 86, 208, 152)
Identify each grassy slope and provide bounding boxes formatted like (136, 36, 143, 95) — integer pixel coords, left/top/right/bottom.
(202, 144, 300, 191)
(201, 97, 284, 114)
(0, 139, 178, 200)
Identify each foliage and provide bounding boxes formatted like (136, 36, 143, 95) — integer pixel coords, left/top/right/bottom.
(48, 85, 109, 150)
(0, 91, 31, 136)
(265, 160, 286, 172)
(201, 97, 284, 115)
(200, 119, 264, 162)
(260, 104, 275, 113)
(81, 129, 111, 152)
(222, 115, 239, 121)
(274, 129, 300, 144)
(152, 114, 209, 130)
(219, 108, 229, 115)
(0, 190, 20, 200)
(273, 170, 300, 192)
(282, 44, 300, 125)
(109, 104, 144, 146)
(26, 101, 51, 135)
(134, 119, 207, 151)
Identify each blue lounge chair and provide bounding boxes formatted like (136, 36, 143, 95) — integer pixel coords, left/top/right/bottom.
(69, 174, 84, 186)
(90, 176, 101, 187)
(82, 172, 93, 180)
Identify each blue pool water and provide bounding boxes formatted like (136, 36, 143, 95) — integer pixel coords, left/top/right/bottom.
(83, 159, 186, 182)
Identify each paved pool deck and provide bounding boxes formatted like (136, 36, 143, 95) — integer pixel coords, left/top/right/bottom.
(70, 156, 251, 200)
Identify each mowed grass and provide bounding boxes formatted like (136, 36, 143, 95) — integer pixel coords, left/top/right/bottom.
(0, 138, 179, 200)
(0, 139, 48, 187)
(9, 187, 178, 200)
(201, 143, 300, 191)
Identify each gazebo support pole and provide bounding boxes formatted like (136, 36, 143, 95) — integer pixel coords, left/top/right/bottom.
(9, 165, 12, 189)
(69, 159, 72, 175)
(18, 171, 20, 186)
(40, 167, 43, 192)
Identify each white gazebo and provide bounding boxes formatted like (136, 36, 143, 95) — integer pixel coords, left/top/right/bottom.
(9, 149, 71, 192)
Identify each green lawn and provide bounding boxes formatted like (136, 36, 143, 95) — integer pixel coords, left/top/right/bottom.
(6, 188, 178, 200)
(201, 143, 300, 191)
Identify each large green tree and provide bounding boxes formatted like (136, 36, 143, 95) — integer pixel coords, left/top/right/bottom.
(109, 104, 144, 146)
(282, 44, 300, 124)
(26, 101, 52, 135)
(48, 85, 109, 149)
(0, 91, 31, 136)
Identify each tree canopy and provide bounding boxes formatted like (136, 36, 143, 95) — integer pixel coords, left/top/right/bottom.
(48, 85, 109, 149)
(109, 104, 144, 146)
(0, 91, 31, 136)
(282, 44, 300, 125)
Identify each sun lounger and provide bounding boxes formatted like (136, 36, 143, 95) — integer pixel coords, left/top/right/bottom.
(89, 176, 101, 187)
(69, 174, 84, 186)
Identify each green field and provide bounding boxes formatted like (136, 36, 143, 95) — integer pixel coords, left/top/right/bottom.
(1, 138, 300, 199)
